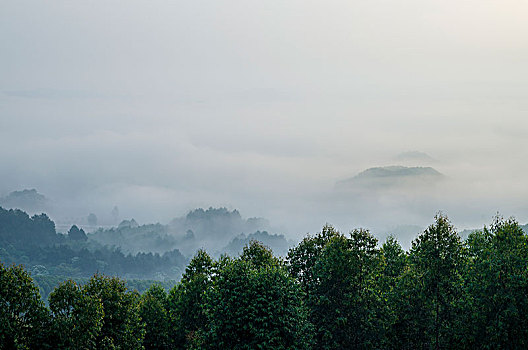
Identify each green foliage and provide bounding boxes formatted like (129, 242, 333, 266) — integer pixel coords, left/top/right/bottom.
(223, 231, 292, 257)
(84, 274, 145, 350)
(168, 249, 214, 349)
(48, 280, 103, 349)
(288, 225, 382, 349)
(68, 225, 88, 241)
(395, 214, 466, 349)
(240, 240, 281, 268)
(460, 217, 528, 349)
(204, 243, 312, 349)
(0, 207, 58, 247)
(139, 284, 170, 350)
(0, 206, 187, 280)
(0, 263, 49, 350)
(3, 213, 528, 349)
(33, 275, 177, 304)
(377, 236, 408, 349)
(380, 235, 407, 281)
(287, 224, 340, 295)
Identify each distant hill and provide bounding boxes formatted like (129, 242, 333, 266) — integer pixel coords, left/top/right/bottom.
(169, 207, 272, 255)
(90, 207, 282, 258)
(0, 206, 186, 280)
(337, 166, 444, 190)
(354, 166, 442, 179)
(0, 189, 49, 213)
(90, 222, 177, 255)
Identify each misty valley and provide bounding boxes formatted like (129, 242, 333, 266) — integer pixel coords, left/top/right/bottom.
(2, 201, 528, 349)
(0, 204, 291, 296)
(3, 0, 527, 348)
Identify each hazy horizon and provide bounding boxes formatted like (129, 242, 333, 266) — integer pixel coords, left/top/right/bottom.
(2, 1, 527, 242)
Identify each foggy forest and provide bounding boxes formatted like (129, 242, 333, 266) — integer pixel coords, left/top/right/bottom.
(2, 0, 528, 349)
(2, 207, 528, 349)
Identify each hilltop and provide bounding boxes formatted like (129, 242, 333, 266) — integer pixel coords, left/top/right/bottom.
(337, 165, 444, 190)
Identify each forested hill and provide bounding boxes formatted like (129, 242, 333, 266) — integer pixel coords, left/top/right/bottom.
(2, 214, 528, 349)
(89, 207, 292, 257)
(0, 207, 186, 280)
(337, 165, 445, 190)
(0, 189, 49, 214)
(0, 205, 292, 292)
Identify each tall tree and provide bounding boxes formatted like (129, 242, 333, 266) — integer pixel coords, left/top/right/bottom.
(405, 214, 465, 349)
(377, 236, 408, 349)
(83, 274, 144, 349)
(461, 217, 528, 349)
(168, 249, 214, 349)
(204, 242, 312, 349)
(68, 225, 87, 241)
(0, 263, 49, 349)
(240, 239, 281, 268)
(287, 224, 340, 295)
(139, 284, 170, 350)
(288, 226, 381, 349)
(48, 280, 103, 350)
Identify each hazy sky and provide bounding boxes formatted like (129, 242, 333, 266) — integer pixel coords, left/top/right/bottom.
(1, 1, 527, 240)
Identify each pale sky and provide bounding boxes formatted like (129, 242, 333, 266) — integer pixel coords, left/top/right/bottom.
(1, 0, 527, 240)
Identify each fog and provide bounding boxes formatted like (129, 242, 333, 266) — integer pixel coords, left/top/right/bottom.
(1, 0, 527, 245)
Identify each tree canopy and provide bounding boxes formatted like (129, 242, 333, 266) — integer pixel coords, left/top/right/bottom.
(2, 214, 528, 349)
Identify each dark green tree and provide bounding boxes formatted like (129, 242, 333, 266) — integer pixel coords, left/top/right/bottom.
(377, 236, 408, 349)
(48, 279, 103, 349)
(402, 214, 466, 349)
(287, 225, 340, 296)
(168, 249, 214, 349)
(139, 284, 170, 350)
(204, 242, 312, 349)
(240, 240, 280, 268)
(83, 274, 144, 349)
(379, 235, 407, 283)
(68, 225, 87, 241)
(461, 217, 528, 349)
(0, 263, 49, 349)
(288, 226, 382, 349)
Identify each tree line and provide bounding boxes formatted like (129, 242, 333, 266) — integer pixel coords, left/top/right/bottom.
(0, 207, 186, 279)
(2, 214, 528, 349)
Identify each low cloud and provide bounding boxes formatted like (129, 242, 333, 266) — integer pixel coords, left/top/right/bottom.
(1, 0, 527, 243)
